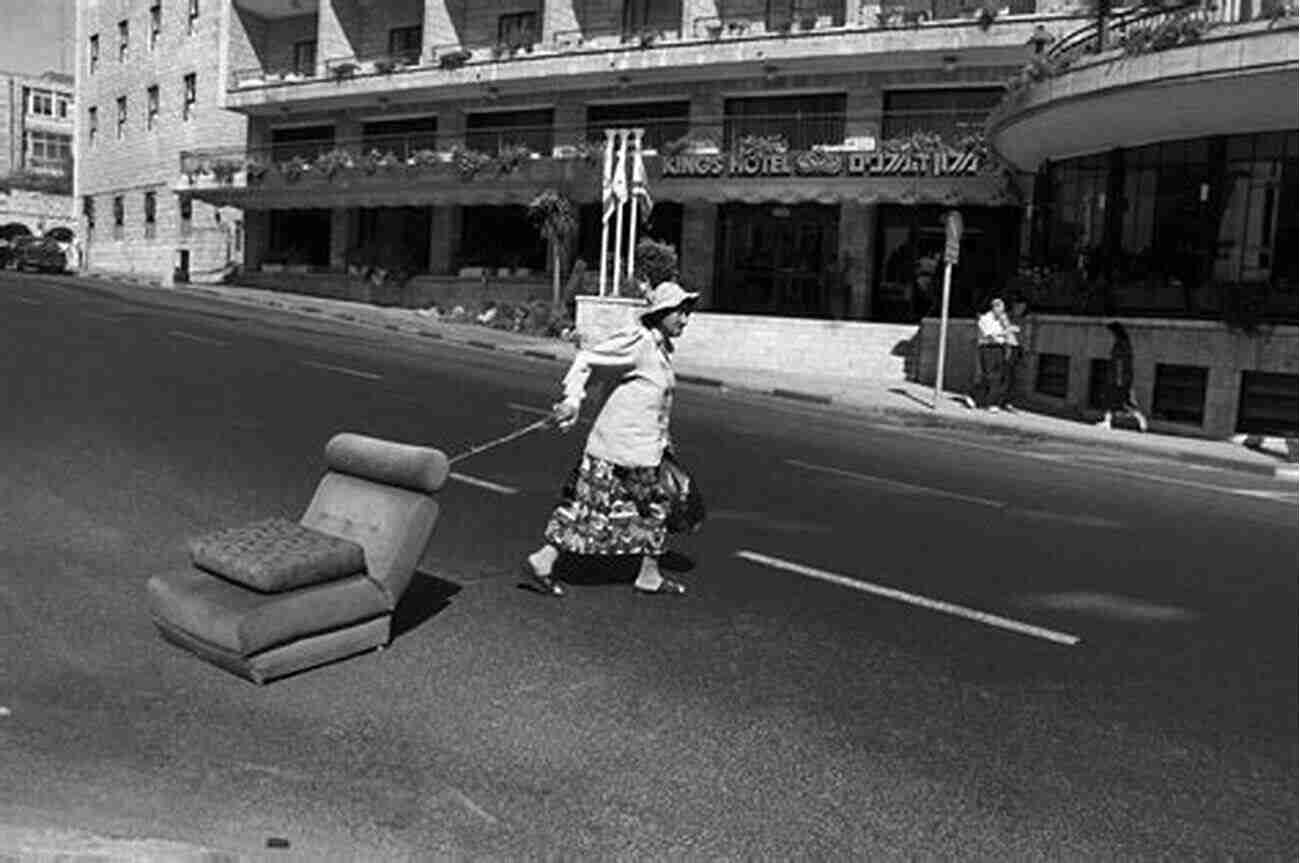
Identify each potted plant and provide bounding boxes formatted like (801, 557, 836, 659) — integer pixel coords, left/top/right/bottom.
(373, 57, 397, 74)
(799, 13, 818, 29)
(279, 155, 312, 182)
(314, 147, 355, 179)
(638, 28, 659, 47)
(331, 61, 359, 80)
(706, 21, 724, 38)
(438, 48, 471, 69)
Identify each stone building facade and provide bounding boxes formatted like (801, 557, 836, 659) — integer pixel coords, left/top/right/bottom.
(1, 70, 75, 235)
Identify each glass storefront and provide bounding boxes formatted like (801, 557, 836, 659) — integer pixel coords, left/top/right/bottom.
(714, 203, 842, 318)
(1030, 131, 1298, 320)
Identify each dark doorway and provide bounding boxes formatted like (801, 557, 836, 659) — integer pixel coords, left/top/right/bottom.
(873, 205, 1021, 323)
(267, 209, 331, 267)
(714, 203, 840, 317)
(353, 207, 432, 274)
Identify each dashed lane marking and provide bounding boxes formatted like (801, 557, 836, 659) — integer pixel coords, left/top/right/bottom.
(449, 472, 519, 495)
(13, 297, 42, 305)
(167, 329, 228, 347)
(736, 550, 1081, 646)
(785, 458, 1004, 509)
(299, 359, 383, 380)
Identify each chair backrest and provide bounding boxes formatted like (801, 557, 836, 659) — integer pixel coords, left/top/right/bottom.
(300, 433, 449, 604)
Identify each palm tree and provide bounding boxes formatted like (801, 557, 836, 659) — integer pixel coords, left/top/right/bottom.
(527, 190, 579, 311)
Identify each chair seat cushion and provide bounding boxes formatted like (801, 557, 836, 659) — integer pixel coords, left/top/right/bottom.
(189, 517, 366, 593)
(147, 566, 391, 656)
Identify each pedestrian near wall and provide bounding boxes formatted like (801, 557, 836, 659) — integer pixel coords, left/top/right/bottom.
(523, 281, 700, 598)
(963, 297, 1012, 411)
(1097, 321, 1149, 432)
(1000, 297, 1027, 411)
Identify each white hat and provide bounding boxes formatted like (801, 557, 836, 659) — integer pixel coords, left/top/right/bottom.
(641, 281, 700, 318)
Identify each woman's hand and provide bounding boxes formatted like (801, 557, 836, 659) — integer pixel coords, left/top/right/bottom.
(551, 399, 580, 432)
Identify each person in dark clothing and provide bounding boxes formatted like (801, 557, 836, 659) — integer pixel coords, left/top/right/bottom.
(1097, 321, 1149, 432)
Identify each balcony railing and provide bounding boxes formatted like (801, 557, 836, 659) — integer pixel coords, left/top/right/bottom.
(228, 0, 1074, 91)
(1048, 0, 1275, 59)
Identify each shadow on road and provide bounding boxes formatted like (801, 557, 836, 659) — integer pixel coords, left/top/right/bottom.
(392, 572, 462, 638)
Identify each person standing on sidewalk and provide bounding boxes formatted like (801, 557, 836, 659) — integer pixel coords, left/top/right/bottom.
(964, 297, 1011, 411)
(1000, 297, 1026, 411)
(1097, 321, 1149, 432)
(523, 281, 699, 598)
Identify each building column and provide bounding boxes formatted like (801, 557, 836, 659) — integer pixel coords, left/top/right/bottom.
(1202, 364, 1240, 438)
(329, 208, 349, 271)
(839, 202, 874, 320)
(430, 205, 460, 275)
(245, 210, 268, 268)
(681, 202, 717, 306)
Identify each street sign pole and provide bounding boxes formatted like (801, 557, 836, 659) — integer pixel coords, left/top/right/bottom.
(933, 209, 963, 410)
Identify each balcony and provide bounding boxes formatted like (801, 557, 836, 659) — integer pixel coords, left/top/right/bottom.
(987, 0, 1300, 168)
(224, 3, 1088, 114)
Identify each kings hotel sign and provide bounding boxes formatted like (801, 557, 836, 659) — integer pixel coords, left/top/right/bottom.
(658, 147, 985, 179)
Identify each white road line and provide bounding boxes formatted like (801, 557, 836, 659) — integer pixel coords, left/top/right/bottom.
(736, 550, 1081, 646)
(907, 429, 1297, 503)
(449, 471, 518, 495)
(299, 359, 383, 380)
(168, 329, 228, 347)
(14, 297, 42, 305)
(785, 458, 1004, 509)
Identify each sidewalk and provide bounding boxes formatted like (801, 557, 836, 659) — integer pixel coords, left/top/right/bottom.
(94, 276, 1300, 481)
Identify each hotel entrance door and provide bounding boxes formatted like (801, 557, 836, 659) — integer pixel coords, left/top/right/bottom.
(715, 204, 840, 318)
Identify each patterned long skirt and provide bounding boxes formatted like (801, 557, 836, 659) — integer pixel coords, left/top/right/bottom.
(543, 453, 669, 556)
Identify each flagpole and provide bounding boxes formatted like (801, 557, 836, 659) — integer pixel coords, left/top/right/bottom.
(611, 129, 629, 297)
(597, 130, 616, 297)
(626, 128, 643, 289)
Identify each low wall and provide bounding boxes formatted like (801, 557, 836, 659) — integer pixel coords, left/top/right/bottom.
(576, 296, 919, 384)
(237, 270, 551, 309)
(916, 314, 1299, 437)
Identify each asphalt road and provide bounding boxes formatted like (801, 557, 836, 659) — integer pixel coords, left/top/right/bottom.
(1, 272, 1296, 861)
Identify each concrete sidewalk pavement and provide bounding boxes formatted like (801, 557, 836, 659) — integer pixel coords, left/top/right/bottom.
(67, 274, 1300, 481)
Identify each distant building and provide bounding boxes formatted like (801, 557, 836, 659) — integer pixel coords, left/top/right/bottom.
(0, 69, 76, 237)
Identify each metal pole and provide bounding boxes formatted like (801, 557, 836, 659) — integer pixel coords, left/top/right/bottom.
(597, 130, 616, 297)
(933, 261, 954, 409)
(611, 130, 629, 296)
(626, 128, 644, 288)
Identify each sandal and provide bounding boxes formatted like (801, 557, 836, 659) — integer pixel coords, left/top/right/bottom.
(634, 577, 687, 596)
(521, 560, 565, 597)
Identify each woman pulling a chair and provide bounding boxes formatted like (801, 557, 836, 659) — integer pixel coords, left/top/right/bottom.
(524, 281, 699, 598)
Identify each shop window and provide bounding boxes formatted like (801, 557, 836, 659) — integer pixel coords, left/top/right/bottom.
(458, 206, 547, 272)
(712, 203, 843, 318)
(388, 25, 422, 62)
(88, 106, 98, 145)
(89, 34, 99, 73)
(881, 88, 1003, 142)
(1034, 354, 1070, 398)
(83, 196, 95, 231)
(1236, 371, 1298, 436)
(183, 73, 196, 121)
(118, 19, 129, 60)
(352, 207, 433, 274)
(116, 96, 127, 139)
(576, 201, 683, 275)
(112, 195, 124, 240)
(150, 4, 161, 50)
(362, 116, 437, 159)
(293, 40, 316, 76)
(146, 85, 159, 131)
(586, 101, 689, 152)
(1152, 363, 1208, 425)
(266, 209, 331, 267)
(622, 0, 683, 36)
(496, 12, 537, 49)
(270, 124, 335, 162)
(465, 108, 554, 155)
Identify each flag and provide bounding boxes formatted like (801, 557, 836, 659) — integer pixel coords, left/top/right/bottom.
(631, 142, 653, 223)
(608, 133, 629, 220)
(601, 133, 618, 223)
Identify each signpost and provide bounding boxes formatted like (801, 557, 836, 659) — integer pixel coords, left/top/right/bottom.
(933, 209, 963, 409)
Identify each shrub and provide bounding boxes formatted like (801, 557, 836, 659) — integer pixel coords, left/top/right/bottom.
(633, 238, 679, 292)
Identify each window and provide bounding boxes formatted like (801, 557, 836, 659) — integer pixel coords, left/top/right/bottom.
(881, 88, 1003, 141)
(621, 0, 683, 36)
(188, 0, 199, 34)
(24, 131, 72, 171)
(150, 4, 161, 50)
(270, 124, 335, 162)
(144, 191, 157, 238)
(145, 86, 159, 130)
(89, 34, 99, 73)
(57, 98, 68, 119)
(587, 101, 690, 152)
(113, 195, 125, 239)
(83, 195, 95, 229)
(179, 196, 193, 236)
(1088, 358, 1112, 409)
(1034, 354, 1071, 399)
(723, 93, 846, 151)
(362, 116, 437, 159)
(1153, 363, 1208, 425)
(88, 106, 98, 145)
(1237, 371, 1298, 436)
(183, 73, 196, 121)
(29, 90, 55, 116)
(292, 40, 316, 76)
(118, 19, 129, 60)
(495, 13, 537, 49)
(116, 96, 127, 139)
(387, 26, 422, 62)
(465, 108, 554, 155)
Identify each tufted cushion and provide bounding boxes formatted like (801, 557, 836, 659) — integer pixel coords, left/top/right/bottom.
(324, 433, 449, 494)
(189, 517, 366, 593)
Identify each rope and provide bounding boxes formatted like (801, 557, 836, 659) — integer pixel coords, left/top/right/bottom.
(447, 416, 555, 465)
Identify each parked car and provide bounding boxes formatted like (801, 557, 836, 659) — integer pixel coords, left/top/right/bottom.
(12, 236, 69, 273)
